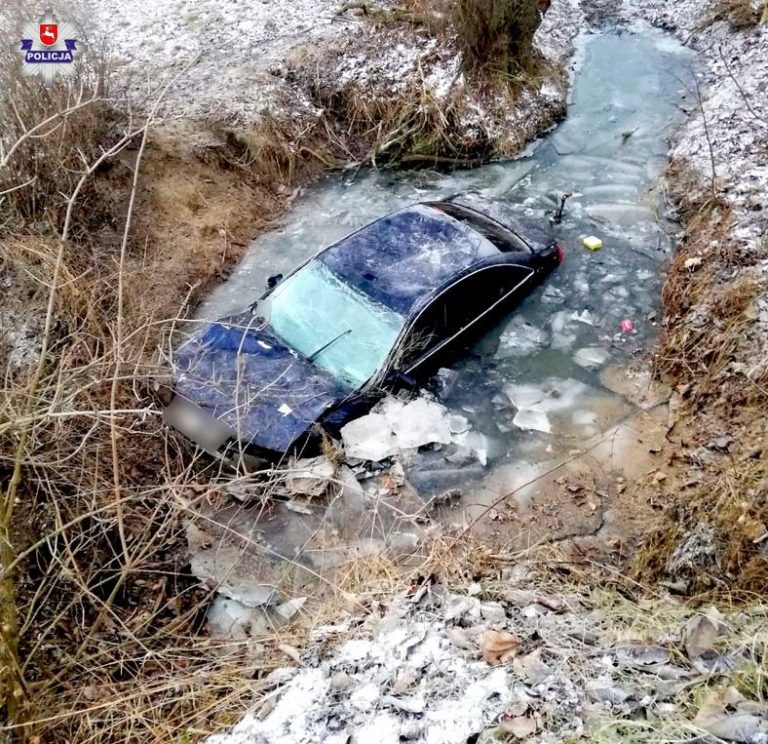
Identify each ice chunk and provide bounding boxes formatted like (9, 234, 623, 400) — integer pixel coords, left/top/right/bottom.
(496, 316, 550, 358)
(342, 394, 483, 464)
(207, 596, 269, 641)
(390, 397, 452, 449)
(573, 273, 590, 294)
(570, 309, 595, 326)
(512, 409, 551, 434)
(550, 310, 578, 351)
(574, 346, 611, 369)
(434, 367, 460, 397)
(453, 430, 495, 466)
(504, 382, 548, 411)
(276, 597, 307, 622)
(341, 413, 398, 461)
(504, 378, 592, 417)
(586, 203, 655, 225)
(446, 413, 471, 435)
(541, 285, 565, 304)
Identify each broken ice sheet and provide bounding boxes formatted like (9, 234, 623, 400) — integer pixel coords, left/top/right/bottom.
(512, 408, 551, 434)
(550, 310, 579, 350)
(495, 316, 550, 359)
(541, 284, 565, 304)
(389, 396, 452, 450)
(341, 396, 455, 461)
(570, 309, 595, 325)
(341, 412, 398, 461)
(504, 377, 595, 435)
(574, 346, 611, 369)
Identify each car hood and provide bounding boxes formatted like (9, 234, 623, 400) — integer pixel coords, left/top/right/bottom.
(173, 312, 351, 454)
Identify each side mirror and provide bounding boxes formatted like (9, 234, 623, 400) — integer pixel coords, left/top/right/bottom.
(267, 273, 283, 289)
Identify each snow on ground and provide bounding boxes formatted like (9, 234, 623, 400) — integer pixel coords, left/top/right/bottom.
(19, 0, 584, 132)
(207, 568, 768, 744)
(69, 0, 361, 121)
(625, 0, 768, 371)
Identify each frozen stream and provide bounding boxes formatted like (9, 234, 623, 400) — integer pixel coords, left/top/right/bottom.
(190, 29, 696, 640)
(198, 30, 692, 497)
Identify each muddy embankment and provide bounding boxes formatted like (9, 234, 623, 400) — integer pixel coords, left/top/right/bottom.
(625, 0, 768, 597)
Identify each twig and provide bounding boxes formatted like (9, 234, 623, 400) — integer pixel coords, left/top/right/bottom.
(717, 45, 767, 128)
(692, 74, 718, 198)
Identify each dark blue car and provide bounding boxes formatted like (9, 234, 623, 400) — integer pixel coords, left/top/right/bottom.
(165, 196, 563, 468)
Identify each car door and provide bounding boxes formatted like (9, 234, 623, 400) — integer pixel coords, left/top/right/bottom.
(395, 262, 535, 375)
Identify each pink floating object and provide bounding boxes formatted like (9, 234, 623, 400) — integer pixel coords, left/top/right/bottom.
(620, 319, 635, 334)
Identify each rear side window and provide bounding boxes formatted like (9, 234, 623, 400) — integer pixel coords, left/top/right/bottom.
(431, 202, 533, 254)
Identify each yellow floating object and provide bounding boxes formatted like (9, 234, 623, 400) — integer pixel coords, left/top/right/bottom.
(583, 236, 603, 251)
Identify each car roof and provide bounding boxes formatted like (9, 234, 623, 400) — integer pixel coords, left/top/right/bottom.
(317, 204, 500, 315)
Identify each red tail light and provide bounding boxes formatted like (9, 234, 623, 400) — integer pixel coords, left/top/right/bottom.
(555, 243, 565, 264)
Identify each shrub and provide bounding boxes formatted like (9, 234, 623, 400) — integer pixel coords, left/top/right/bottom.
(454, 0, 542, 75)
(710, 0, 761, 30)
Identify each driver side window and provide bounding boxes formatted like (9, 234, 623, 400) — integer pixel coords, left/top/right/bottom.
(396, 265, 533, 372)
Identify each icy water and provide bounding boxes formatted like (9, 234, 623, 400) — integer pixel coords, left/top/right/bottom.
(198, 30, 693, 496)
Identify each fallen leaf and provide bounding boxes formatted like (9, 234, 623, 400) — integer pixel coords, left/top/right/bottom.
(445, 627, 474, 651)
(667, 391, 681, 431)
(535, 593, 566, 612)
(613, 641, 671, 670)
(391, 670, 416, 695)
(683, 609, 722, 659)
(481, 630, 520, 664)
(277, 643, 303, 666)
(694, 688, 768, 742)
(512, 649, 552, 685)
(500, 713, 538, 738)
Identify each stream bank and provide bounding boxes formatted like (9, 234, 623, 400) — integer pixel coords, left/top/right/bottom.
(620, 0, 768, 596)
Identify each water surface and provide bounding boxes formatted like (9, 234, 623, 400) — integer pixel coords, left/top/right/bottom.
(198, 30, 693, 496)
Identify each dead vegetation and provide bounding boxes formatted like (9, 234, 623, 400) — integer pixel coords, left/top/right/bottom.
(635, 164, 768, 599)
(455, 0, 543, 74)
(707, 0, 763, 30)
(0, 47, 324, 739)
(297, 0, 560, 167)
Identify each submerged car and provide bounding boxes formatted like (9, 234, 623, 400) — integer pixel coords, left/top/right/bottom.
(165, 196, 563, 468)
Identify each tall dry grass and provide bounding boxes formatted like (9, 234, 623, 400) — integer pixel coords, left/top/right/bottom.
(0, 47, 286, 743)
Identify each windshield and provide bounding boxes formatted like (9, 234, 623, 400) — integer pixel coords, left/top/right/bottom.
(262, 262, 405, 388)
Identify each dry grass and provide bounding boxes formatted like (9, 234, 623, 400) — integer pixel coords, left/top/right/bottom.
(454, 0, 542, 75)
(289, 0, 562, 168)
(634, 163, 768, 599)
(707, 0, 762, 30)
(0, 51, 326, 742)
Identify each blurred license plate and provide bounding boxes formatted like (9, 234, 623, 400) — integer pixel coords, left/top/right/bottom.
(163, 397, 232, 453)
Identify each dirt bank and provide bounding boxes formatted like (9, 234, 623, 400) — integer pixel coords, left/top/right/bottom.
(620, 0, 768, 597)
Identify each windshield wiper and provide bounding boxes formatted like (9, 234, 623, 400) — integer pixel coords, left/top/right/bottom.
(308, 328, 352, 363)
